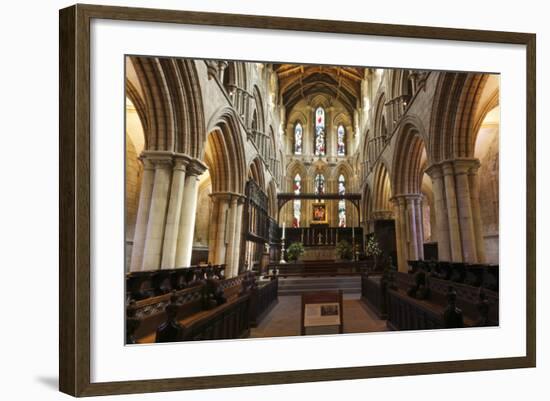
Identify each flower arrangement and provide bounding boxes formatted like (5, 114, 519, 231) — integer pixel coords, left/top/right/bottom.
(365, 235, 382, 257)
(336, 240, 353, 260)
(286, 242, 305, 262)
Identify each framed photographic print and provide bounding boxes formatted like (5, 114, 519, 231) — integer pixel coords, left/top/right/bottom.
(59, 3, 536, 397)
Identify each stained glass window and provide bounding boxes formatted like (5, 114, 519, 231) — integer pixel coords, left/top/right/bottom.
(337, 124, 346, 156)
(314, 174, 325, 196)
(314, 107, 326, 156)
(294, 122, 303, 155)
(338, 174, 346, 228)
(293, 174, 301, 227)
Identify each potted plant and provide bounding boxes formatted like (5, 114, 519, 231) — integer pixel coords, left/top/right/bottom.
(286, 242, 305, 263)
(336, 240, 353, 260)
(365, 235, 382, 270)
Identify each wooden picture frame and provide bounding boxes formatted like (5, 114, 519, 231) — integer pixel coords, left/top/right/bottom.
(59, 3, 536, 397)
(311, 202, 329, 225)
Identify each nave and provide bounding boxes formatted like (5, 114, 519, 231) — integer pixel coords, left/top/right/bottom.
(125, 57, 500, 343)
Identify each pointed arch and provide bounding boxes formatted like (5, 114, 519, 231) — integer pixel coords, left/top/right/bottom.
(128, 57, 205, 158)
(392, 116, 428, 195)
(372, 160, 393, 213)
(204, 107, 246, 194)
(248, 156, 266, 192)
(373, 92, 388, 139)
(430, 72, 490, 162)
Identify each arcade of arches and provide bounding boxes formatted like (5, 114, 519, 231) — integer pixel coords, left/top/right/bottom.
(125, 57, 500, 341)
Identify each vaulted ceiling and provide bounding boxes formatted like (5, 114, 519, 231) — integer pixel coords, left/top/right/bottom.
(273, 64, 364, 115)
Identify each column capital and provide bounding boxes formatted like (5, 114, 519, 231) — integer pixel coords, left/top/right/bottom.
(187, 158, 208, 176)
(453, 158, 480, 175)
(209, 191, 245, 203)
(424, 163, 443, 179)
(140, 151, 173, 168)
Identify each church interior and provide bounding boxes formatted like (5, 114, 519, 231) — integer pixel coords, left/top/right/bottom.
(124, 57, 500, 343)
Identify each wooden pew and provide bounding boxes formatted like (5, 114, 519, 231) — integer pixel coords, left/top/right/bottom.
(249, 278, 279, 327)
(128, 271, 263, 343)
(126, 264, 226, 303)
(361, 260, 499, 331)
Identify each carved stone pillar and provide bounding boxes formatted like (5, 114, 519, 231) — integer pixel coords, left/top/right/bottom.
(454, 159, 479, 263)
(129, 157, 155, 271)
(231, 196, 246, 277)
(391, 197, 407, 272)
(207, 195, 221, 263)
(160, 156, 188, 269)
(406, 195, 419, 260)
(468, 162, 486, 263)
(426, 163, 450, 261)
(209, 193, 231, 265)
(175, 159, 207, 267)
(414, 195, 425, 259)
(141, 153, 172, 270)
(224, 195, 239, 275)
(442, 161, 463, 262)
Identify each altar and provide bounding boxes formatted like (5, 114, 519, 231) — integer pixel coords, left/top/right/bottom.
(302, 245, 337, 261)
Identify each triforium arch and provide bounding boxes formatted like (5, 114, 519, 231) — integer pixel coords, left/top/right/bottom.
(391, 117, 429, 271)
(425, 72, 493, 264)
(127, 56, 208, 273)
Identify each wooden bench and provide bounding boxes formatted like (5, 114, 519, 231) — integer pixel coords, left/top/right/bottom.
(129, 271, 255, 343)
(361, 269, 498, 330)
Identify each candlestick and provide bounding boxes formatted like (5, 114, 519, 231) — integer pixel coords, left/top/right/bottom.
(282, 221, 286, 239)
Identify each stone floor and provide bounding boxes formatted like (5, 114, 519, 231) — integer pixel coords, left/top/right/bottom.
(249, 294, 387, 338)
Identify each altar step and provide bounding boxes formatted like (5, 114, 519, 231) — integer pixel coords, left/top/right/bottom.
(277, 276, 361, 295)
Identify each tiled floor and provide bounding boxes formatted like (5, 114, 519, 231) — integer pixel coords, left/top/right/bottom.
(250, 294, 387, 338)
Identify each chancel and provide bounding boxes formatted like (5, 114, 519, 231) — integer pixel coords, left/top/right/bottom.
(125, 58, 500, 343)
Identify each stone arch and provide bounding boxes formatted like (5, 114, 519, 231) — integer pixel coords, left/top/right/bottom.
(429, 72, 489, 162)
(248, 156, 266, 192)
(390, 69, 414, 99)
(125, 79, 148, 148)
(222, 61, 248, 92)
(392, 117, 428, 195)
(362, 182, 374, 228)
(373, 92, 388, 139)
(204, 108, 246, 194)
(130, 57, 206, 158)
(267, 179, 278, 219)
(372, 160, 393, 214)
(251, 85, 266, 133)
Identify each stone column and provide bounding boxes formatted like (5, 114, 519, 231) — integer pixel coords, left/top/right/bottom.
(406, 195, 419, 261)
(454, 159, 479, 263)
(224, 195, 239, 275)
(175, 160, 207, 267)
(442, 161, 463, 262)
(129, 157, 155, 271)
(209, 193, 230, 265)
(141, 153, 173, 270)
(426, 164, 450, 261)
(468, 162, 486, 263)
(160, 156, 188, 269)
(414, 195, 425, 259)
(396, 196, 409, 272)
(207, 195, 221, 263)
(229, 196, 246, 277)
(391, 197, 406, 272)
